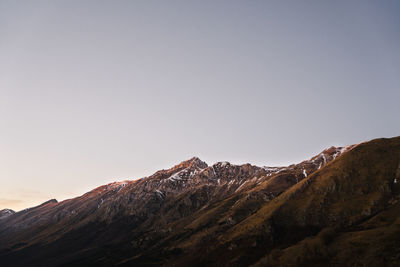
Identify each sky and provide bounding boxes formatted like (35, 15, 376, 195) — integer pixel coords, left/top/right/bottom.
(1, 1, 399, 211)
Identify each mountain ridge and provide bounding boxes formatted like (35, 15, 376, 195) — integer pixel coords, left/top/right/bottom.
(1, 137, 399, 266)
(0, 209, 15, 220)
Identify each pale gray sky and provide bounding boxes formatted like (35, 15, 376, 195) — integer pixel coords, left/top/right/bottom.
(1, 1, 399, 210)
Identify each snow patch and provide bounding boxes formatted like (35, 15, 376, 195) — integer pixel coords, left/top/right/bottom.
(321, 154, 327, 164)
(155, 190, 165, 199)
(235, 180, 249, 192)
(263, 166, 286, 177)
(97, 198, 104, 209)
(212, 166, 217, 177)
(106, 181, 129, 192)
(189, 169, 198, 178)
(263, 167, 280, 172)
(168, 170, 184, 181)
(340, 146, 349, 154)
(220, 161, 229, 168)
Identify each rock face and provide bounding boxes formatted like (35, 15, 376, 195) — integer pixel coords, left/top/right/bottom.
(1, 137, 400, 266)
(0, 209, 15, 220)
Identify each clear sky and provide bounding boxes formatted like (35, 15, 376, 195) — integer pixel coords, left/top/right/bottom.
(1, 1, 399, 211)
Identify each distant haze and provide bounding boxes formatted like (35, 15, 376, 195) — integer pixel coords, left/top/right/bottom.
(1, 1, 399, 211)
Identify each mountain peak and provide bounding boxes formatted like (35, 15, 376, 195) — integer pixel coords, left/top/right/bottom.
(0, 209, 15, 219)
(3, 137, 400, 266)
(174, 156, 208, 170)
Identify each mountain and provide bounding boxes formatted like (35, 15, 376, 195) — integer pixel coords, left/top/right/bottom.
(0, 209, 15, 220)
(1, 137, 400, 266)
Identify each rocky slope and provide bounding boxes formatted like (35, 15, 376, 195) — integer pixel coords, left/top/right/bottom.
(0, 209, 15, 220)
(0, 137, 399, 266)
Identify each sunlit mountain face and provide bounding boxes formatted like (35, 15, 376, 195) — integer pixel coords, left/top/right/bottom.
(1, 136, 400, 266)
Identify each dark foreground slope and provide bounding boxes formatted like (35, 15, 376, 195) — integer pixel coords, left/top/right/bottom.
(0, 137, 400, 266)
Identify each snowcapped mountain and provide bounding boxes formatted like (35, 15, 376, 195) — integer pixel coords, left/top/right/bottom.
(1, 137, 400, 266)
